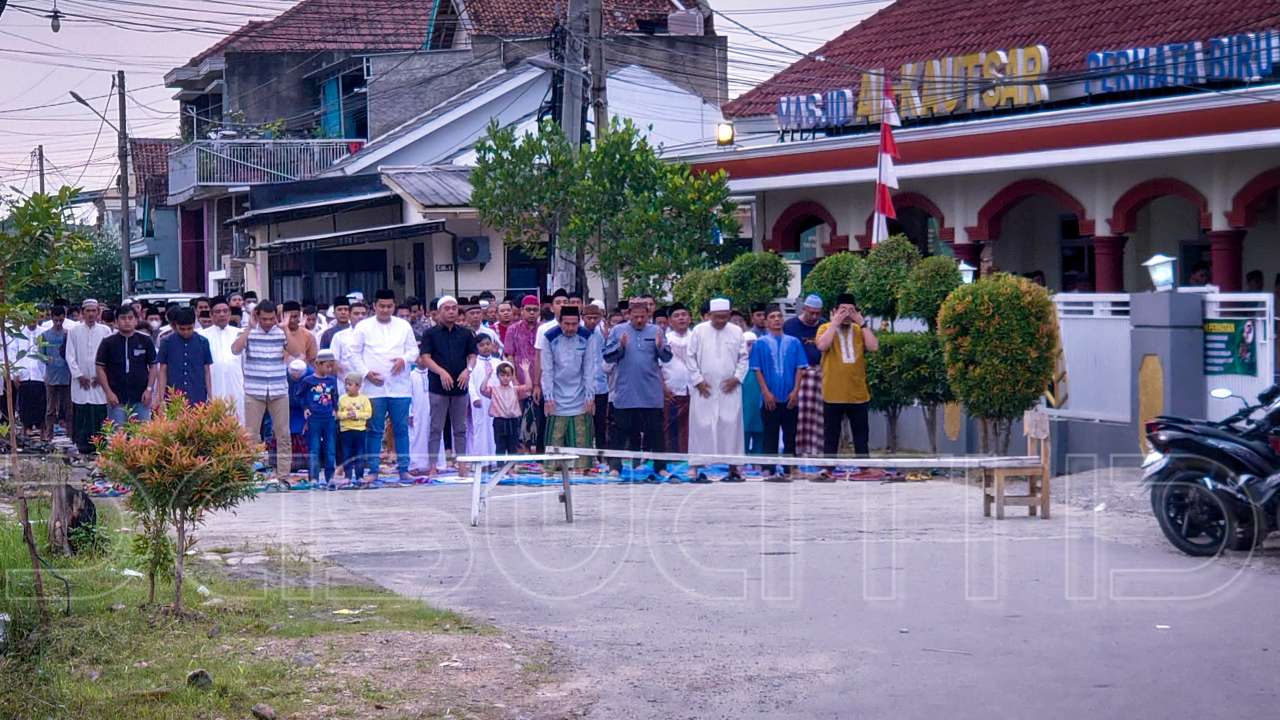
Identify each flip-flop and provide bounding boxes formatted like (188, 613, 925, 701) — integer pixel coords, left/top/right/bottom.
(691, 473, 713, 484)
(810, 471, 837, 483)
(721, 473, 745, 483)
(763, 475, 793, 483)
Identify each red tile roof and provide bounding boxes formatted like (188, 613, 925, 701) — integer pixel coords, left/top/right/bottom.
(724, 0, 1280, 118)
(130, 138, 181, 206)
(188, 0, 691, 64)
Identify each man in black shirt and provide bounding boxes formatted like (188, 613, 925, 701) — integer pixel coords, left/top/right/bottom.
(419, 295, 477, 476)
(96, 305, 158, 426)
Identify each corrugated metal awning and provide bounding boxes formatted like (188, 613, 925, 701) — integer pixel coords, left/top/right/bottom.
(382, 166, 473, 209)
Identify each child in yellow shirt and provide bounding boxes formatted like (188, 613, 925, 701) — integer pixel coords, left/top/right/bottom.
(337, 372, 373, 486)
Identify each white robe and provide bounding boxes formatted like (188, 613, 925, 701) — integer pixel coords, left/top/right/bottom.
(198, 323, 245, 423)
(684, 320, 749, 456)
(409, 367, 445, 470)
(466, 355, 500, 456)
(66, 322, 112, 405)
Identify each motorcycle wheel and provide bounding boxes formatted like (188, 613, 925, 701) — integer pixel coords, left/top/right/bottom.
(1150, 472, 1237, 557)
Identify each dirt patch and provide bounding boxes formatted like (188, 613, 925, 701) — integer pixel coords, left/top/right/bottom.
(256, 630, 594, 719)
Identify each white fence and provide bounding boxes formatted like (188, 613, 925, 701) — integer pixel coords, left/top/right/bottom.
(1204, 293, 1275, 421)
(167, 139, 357, 199)
(1051, 294, 1132, 423)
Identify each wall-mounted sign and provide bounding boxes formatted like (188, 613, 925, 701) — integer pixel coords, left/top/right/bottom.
(776, 45, 1050, 131)
(435, 263, 454, 272)
(1086, 29, 1279, 95)
(1204, 319, 1258, 376)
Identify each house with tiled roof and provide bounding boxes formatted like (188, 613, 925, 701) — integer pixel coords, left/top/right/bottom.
(128, 139, 184, 292)
(667, 0, 1280, 459)
(162, 0, 726, 298)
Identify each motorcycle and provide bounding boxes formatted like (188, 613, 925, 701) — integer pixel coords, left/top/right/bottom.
(1142, 384, 1280, 556)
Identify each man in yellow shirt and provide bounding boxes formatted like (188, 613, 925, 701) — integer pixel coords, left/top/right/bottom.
(815, 293, 879, 456)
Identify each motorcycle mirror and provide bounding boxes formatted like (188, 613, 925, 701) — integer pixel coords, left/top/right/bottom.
(1210, 388, 1235, 400)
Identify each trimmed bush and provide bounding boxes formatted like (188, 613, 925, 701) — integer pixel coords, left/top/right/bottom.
(849, 234, 921, 323)
(937, 273, 1058, 453)
(671, 267, 724, 318)
(802, 252, 863, 313)
(720, 251, 791, 310)
(867, 332, 951, 453)
(899, 255, 962, 331)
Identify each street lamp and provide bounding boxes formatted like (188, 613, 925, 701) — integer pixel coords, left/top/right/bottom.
(1142, 253, 1177, 292)
(46, 0, 63, 32)
(71, 75, 132, 299)
(69, 91, 118, 131)
(716, 122, 735, 146)
(957, 259, 976, 284)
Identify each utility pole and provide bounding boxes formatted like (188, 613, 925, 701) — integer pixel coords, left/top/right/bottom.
(559, 0, 589, 294)
(36, 144, 45, 194)
(589, 0, 607, 139)
(116, 70, 132, 299)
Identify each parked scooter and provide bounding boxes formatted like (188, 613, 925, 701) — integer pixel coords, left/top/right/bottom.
(1142, 385, 1280, 556)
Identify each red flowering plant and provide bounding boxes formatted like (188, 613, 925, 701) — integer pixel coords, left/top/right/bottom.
(96, 394, 259, 613)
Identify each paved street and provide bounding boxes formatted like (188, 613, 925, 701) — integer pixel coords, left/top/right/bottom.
(200, 477, 1280, 719)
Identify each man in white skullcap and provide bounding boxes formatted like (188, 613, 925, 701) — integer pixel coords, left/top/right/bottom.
(685, 297, 749, 483)
(66, 299, 112, 454)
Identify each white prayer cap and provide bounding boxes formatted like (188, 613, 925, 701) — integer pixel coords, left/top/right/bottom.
(590, 299, 605, 310)
(346, 291, 365, 301)
(81, 298, 100, 309)
(743, 331, 757, 342)
(437, 294, 458, 307)
(708, 298, 731, 313)
(479, 299, 490, 307)
(288, 359, 307, 373)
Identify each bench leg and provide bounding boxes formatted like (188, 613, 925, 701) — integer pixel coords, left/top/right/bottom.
(1040, 472, 1051, 520)
(982, 469, 993, 518)
(561, 462, 574, 524)
(1028, 474, 1039, 517)
(994, 471, 1005, 520)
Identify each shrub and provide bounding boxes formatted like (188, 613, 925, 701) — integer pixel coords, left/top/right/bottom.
(867, 332, 951, 453)
(96, 396, 258, 613)
(899, 255, 962, 331)
(720, 251, 791, 310)
(937, 273, 1057, 453)
(671, 267, 724, 319)
(802, 252, 863, 313)
(849, 234, 921, 323)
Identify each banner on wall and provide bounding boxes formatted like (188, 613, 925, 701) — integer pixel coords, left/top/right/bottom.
(1204, 319, 1258, 376)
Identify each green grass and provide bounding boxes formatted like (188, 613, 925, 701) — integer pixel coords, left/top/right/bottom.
(0, 500, 475, 720)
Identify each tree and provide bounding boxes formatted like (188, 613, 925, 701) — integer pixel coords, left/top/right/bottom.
(96, 396, 258, 614)
(720, 251, 790, 310)
(937, 273, 1058, 453)
(0, 187, 93, 623)
(615, 160, 739, 301)
(849, 234, 921, 324)
(802, 252, 862, 312)
(898, 255, 962, 332)
(472, 119, 579, 274)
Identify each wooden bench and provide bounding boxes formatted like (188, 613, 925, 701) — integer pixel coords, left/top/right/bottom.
(980, 412, 1052, 520)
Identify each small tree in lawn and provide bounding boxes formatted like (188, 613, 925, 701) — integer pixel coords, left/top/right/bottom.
(866, 333, 917, 452)
(96, 396, 258, 614)
(849, 234, 921, 325)
(802, 252, 862, 313)
(720, 251, 790, 311)
(0, 188, 92, 623)
(897, 255, 961, 450)
(938, 273, 1058, 454)
(898, 255, 962, 332)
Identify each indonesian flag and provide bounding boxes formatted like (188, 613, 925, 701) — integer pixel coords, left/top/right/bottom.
(871, 80, 901, 245)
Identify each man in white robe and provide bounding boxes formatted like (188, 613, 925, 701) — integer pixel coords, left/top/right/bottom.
(684, 297, 749, 483)
(197, 296, 245, 424)
(409, 360, 445, 474)
(65, 299, 112, 454)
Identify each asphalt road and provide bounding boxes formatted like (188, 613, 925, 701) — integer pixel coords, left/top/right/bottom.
(200, 476, 1280, 719)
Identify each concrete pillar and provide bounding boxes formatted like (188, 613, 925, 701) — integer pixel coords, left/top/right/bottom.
(1207, 229, 1245, 291)
(1091, 235, 1127, 292)
(952, 242, 981, 271)
(1130, 292, 1206, 445)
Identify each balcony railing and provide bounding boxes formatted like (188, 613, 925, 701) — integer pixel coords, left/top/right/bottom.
(167, 139, 361, 201)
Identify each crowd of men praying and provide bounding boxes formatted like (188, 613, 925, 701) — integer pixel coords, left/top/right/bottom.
(1, 287, 877, 487)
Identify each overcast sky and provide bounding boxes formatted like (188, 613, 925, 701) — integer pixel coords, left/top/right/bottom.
(0, 0, 890, 195)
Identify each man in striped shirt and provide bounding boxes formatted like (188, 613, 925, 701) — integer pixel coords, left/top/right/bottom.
(232, 300, 309, 479)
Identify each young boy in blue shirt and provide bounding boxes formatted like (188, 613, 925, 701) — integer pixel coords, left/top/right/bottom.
(301, 350, 340, 489)
(748, 305, 808, 482)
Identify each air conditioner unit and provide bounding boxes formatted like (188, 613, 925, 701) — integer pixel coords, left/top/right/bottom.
(455, 236, 491, 266)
